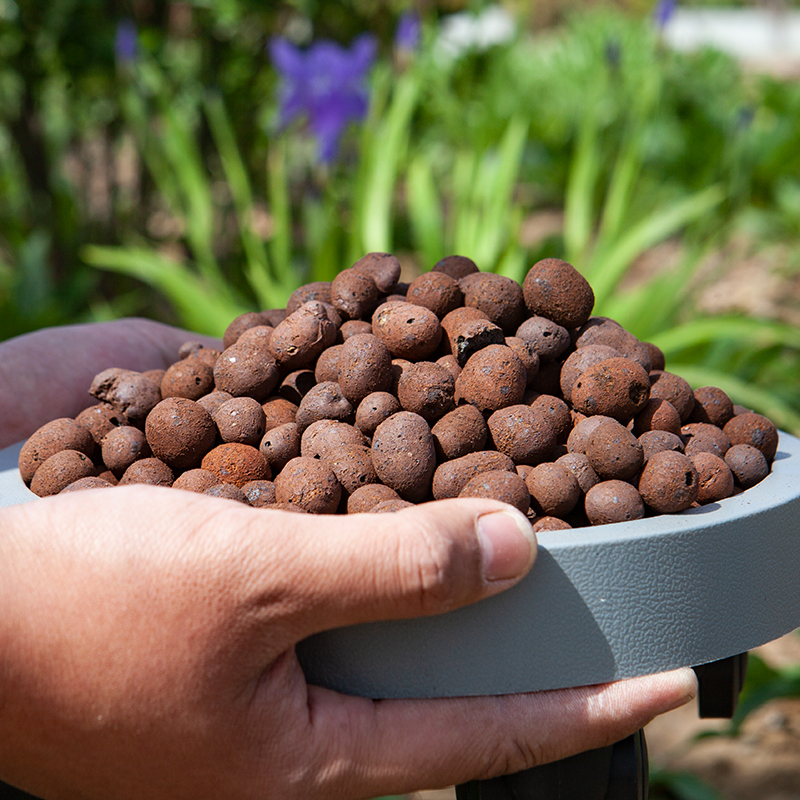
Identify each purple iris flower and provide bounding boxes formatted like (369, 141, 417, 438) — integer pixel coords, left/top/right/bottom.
(395, 11, 421, 53)
(115, 19, 138, 65)
(269, 33, 377, 164)
(653, 0, 677, 30)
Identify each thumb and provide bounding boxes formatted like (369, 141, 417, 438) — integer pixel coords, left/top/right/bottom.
(245, 499, 536, 644)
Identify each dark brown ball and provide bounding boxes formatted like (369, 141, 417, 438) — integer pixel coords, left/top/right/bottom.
(214, 397, 266, 447)
(347, 483, 401, 513)
(337, 333, 393, 405)
(371, 411, 436, 503)
(295, 382, 354, 431)
(689, 386, 735, 427)
(286, 282, 332, 314)
(432, 450, 516, 500)
(143, 368, 167, 386)
(566, 415, 615, 455)
(197, 390, 234, 418)
(585, 480, 645, 525)
(30, 450, 97, 497)
(202, 443, 271, 487)
(242, 480, 277, 507)
(632, 398, 682, 437)
(19, 418, 96, 485)
(223, 311, 272, 349)
(259, 422, 300, 473)
(585, 419, 643, 482)
(355, 392, 402, 437)
(723, 412, 779, 463)
(160, 359, 215, 401)
(145, 397, 217, 471)
(638, 451, 699, 513)
(460, 470, 530, 514)
(681, 422, 731, 459)
(487, 405, 557, 465)
(236, 326, 273, 351)
(533, 517, 573, 532)
(638, 430, 685, 463)
(372, 499, 415, 513)
(463, 273, 526, 334)
(555, 452, 600, 494)
(691, 452, 735, 504)
(118, 458, 174, 486)
(455, 345, 527, 413)
(648, 371, 695, 423)
(89, 368, 161, 423)
(571, 357, 650, 423)
(504, 337, 540, 386)
(351, 252, 402, 293)
(315, 344, 344, 383)
(172, 469, 219, 494)
(323, 445, 378, 495)
(522, 258, 594, 329)
(100, 425, 151, 477)
(372, 302, 442, 361)
(406, 272, 463, 318)
(397, 362, 456, 421)
(525, 462, 580, 518)
(278, 370, 316, 405)
(331, 269, 379, 320)
(339, 320, 373, 340)
(530, 395, 571, 445)
(447, 317, 505, 367)
(269, 301, 337, 369)
(300, 420, 367, 461)
(432, 254, 479, 280)
(274, 456, 342, 514)
(204, 484, 250, 504)
(262, 397, 298, 430)
(75, 404, 129, 445)
(431, 404, 489, 461)
(213, 342, 280, 402)
(725, 443, 770, 489)
(60, 476, 114, 493)
(574, 318, 652, 372)
(515, 316, 572, 362)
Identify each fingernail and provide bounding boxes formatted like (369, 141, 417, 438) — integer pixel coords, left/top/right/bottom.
(478, 510, 537, 582)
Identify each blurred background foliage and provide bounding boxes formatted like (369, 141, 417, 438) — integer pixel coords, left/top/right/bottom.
(2, 0, 800, 433)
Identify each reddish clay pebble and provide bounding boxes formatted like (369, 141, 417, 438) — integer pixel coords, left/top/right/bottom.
(526, 462, 580, 518)
(98, 470, 118, 485)
(60, 476, 114, 493)
(75, 404, 129, 445)
(19, 418, 96, 485)
(460, 470, 530, 514)
(397, 362, 455, 421)
(586, 419, 643, 482)
(723, 412, 779, 463)
(194, 348, 222, 369)
(638, 451, 699, 513)
(338, 333, 393, 405)
(437, 354, 462, 382)
(406, 271, 463, 318)
(566, 414, 616, 455)
(197, 390, 234, 418)
(463, 273, 526, 334)
(432, 450, 516, 500)
(262, 309, 287, 327)
(571, 357, 650, 422)
(632, 398, 682, 436)
(504, 336, 540, 385)
(172, 469, 219, 494)
(455, 345, 527, 413)
(560, 345, 620, 403)
(440, 306, 489, 337)
(433, 254, 479, 280)
(689, 386, 734, 427)
(351, 252, 401, 294)
(644, 342, 666, 372)
(145, 397, 217, 471)
(515, 316, 571, 362)
(347, 483, 401, 513)
(118, 458, 174, 486)
(30, 450, 98, 497)
(286, 282, 332, 314)
(278, 370, 316, 405)
(681, 422, 731, 459)
(371, 411, 437, 503)
(236, 326, 273, 351)
(223, 311, 272, 349)
(242, 480, 277, 507)
(488, 405, 557, 465)
(585, 480, 645, 525)
(101, 426, 151, 477)
(639, 430, 685, 463)
(143, 368, 166, 386)
(295, 382, 354, 430)
(725, 443, 769, 489)
(448, 317, 505, 367)
(431, 404, 488, 461)
(214, 397, 266, 447)
(323, 445, 378, 494)
(262, 397, 298, 430)
(355, 391, 402, 436)
(259, 422, 300, 473)
(372, 302, 442, 361)
(339, 320, 372, 340)
(574, 318, 652, 372)
(301, 420, 367, 460)
(179, 340, 205, 359)
(214, 342, 280, 401)
(372, 499, 415, 513)
(331, 269, 379, 320)
(202, 443, 270, 487)
(89, 368, 161, 423)
(269, 301, 337, 369)
(390, 359, 414, 394)
(160, 358, 215, 401)
(204, 484, 250, 504)
(530, 395, 572, 444)
(522, 258, 595, 329)
(648, 371, 695, 423)
(315, 344, 344, 383)
(265, 502, 308, 513)
(533, 517, 573, 532)
(274, 456, 341, 514)
(691, 452, 735, 504)
(556, 452, 600, 494)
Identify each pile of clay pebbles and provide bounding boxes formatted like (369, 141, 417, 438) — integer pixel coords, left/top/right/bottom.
(19, 254, 780, 530)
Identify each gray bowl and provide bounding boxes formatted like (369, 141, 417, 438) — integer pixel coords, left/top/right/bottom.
(4, 435, 800, 699)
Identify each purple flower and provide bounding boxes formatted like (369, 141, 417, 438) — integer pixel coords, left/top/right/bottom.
(269, 34, 377, 164)
(115, 19, 138, 65)
(395, 11, 421, 53)
(653, 0, 677, 30)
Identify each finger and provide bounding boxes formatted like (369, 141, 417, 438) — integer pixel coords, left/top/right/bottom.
(239, 499, 536, 642)
(306, 667, 698, 798)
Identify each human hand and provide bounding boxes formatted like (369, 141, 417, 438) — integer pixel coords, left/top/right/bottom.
(0, 489, 696, 799)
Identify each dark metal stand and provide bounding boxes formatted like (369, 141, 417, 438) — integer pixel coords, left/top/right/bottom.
(455, 653, 748, 800)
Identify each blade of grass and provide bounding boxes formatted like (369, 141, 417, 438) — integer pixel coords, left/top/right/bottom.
(653, 316, 800, 355)
(406, 152, 444, 268)
(267, 138, 292, 285)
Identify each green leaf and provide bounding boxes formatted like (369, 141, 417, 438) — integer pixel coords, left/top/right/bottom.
(649, 768, 723, 800)
(564, 107, 600, 266)
(406, 152, 445, 268)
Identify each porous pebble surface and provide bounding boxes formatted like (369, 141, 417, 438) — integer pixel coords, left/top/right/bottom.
(21, 254, 779, 525)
